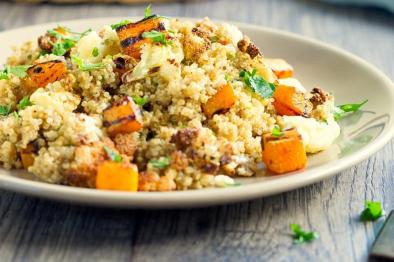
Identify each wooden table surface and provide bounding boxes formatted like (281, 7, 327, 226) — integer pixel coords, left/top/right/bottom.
(0, 1, 393, 261)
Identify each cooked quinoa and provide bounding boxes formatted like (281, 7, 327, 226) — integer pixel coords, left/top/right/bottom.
(0, 12, 343, 191)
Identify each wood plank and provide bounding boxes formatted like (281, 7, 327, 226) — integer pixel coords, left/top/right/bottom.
(0, 0, 393, 261)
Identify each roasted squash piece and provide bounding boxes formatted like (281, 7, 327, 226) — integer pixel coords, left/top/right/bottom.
(203, 83, 236, 118)
(96, 161, 139, 191)
(273, 85, 312, 117)
(103, 96, 143, 137)
(262, 129, 307, 174)
(20, 143, 40, 169)
(265, 58, 294, 79)
(116, 15, 166, 59)
(23, 60, 67, 94)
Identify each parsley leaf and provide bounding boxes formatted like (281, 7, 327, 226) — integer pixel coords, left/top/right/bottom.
(92, 47, 99, 57)
(132, 96, 148, 106)
(144, 4, 152, 18)
(0, 105, 12, 116)
(360, 201, 383, 221)
(271, 125, 283, 137)
(224, 182, 242, 187)
(149, 157, 171, 169)
(142, 30, 172, 45)
(210, 36, 219, 43)
(290, 224, 319, 244)
(103, 145, 123, 163)
(71, 55, 105, 71)
(239, 69, 275, 98)
(9, 65, 31, 78)
(0, 65, 31, 80)
(52, 38, 76, 56)
(17, 96, 33, 111)
(47, 27, 91, 56)
(334, 99, 368, 121)
(0, 71, 9, 80)
(111, 20, 131, 30)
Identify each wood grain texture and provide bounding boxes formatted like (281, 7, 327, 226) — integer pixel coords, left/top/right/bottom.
(0, 0, 393, 261)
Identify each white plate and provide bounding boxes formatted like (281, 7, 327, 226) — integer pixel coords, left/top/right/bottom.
(0, 17, 393, 208)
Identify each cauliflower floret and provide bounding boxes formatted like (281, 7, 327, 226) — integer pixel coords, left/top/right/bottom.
(129, 42, 184, 81)
(282, 116, 340, 153)
(74, 31, 105, 63)
(30, 88, 80, 114)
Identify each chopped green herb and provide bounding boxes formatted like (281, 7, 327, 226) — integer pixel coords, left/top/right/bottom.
(0, 105, 12, 116)
(290, 224, 319, 244)
(334, 99, 368, 121)
(0, 71, 8, 80)
(103, 145, 123, 163)
(13, 111, 19, 118)
(47, 27, 91, 56)
(38, 50, 49, 57)
(92, 47, 100, 57)
(149, 157, 171, 169)
(142, 30, 172, 45)
(52, 38, 76, 56)
(9, 65, 31, 78)
(272, 125, 283, 137)
(360, 201, 383, 221)
(132, 96, 148, 106)
(225, 182, 242, 187)
(239, 69, 276, 98)
(17, 96, 33, 111)
(144, 4, 152, 18)
(0, 65, 31, 80)
(210, 36, 219, 43)
(71, 55, 105, 71)
(111, 20, 131, 30)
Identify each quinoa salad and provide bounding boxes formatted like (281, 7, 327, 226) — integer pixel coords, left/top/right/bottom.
(0, 7, 367, 192)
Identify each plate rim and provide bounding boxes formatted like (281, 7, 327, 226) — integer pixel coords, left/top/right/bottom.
(0, 17, 393, 208)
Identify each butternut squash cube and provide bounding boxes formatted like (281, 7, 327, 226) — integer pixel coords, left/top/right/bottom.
(24, 60, 67, 95)
(262, 129, 307, 174)
(20, 143, 38, 169)
(103, 96, 143, 136)
(116, 16, 166, 59)
(273, 85, 312, 116)
(203, 83, 236, 118)
(96, 161, 139, 191)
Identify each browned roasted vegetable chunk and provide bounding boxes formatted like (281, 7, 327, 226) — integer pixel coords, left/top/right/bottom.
(170, 128, 199, 150)
(237, 37, 261, 59)
(262, 129, 307, 174)
(20, 144, 35, 169)
(113, 133, 138, 159)
(103, 96, 143, 137)
(273, 85, 312, 117)
(20, 140, 43, 169)
(23, 60, 67, 95)
(203, 83, 236, 118)
(37, 26, 67, 53)
(116, 16, 166, 59)
(183, 27, 211, 62)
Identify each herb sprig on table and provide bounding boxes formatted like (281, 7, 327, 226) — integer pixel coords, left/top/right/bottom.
(290, 224, 319, 244)
(360, 201, 384, 221)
